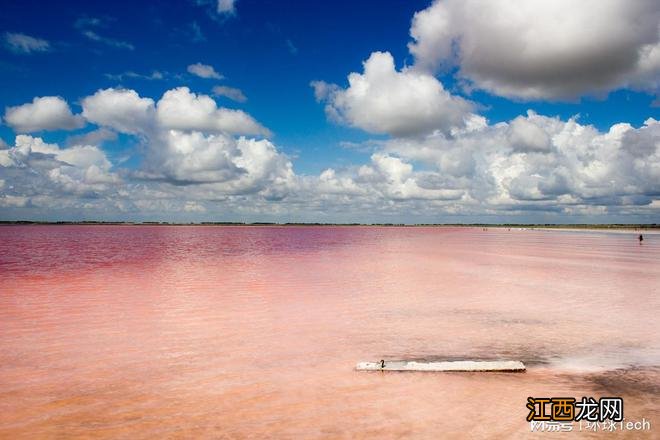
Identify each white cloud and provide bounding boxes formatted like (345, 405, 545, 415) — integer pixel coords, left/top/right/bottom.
(1, 113, 658, 221)
(379, 114, 660, 207)
(212, 85, 247, 103)
(58, 144, 112, 171)
(79, 86, 268, 137)
(82, 88, 156, 135)
(156, 87, 268, 136)
(4, 96, 85, 133)
(408, 0, 660, 100)
(140, 130, 294, 192)
(193, 0, 237, 21)
(304, 115, 658, 221)
(184, 201, 206, 212)
(217, 0, 237, 14)
(368, 153, 464, 201)
(187, 63, 223, 79)
(3, 32, 50, 54)
(105, 70, 165, 82)
(74, 15, 134, 50)
(507, 115, 553, 153)
(0, 135, 119, 200)
(81, 30, 134, 50)
(312, 51, 473, 137)
(0, 83, 294, 217)
(2, 79, 658, 222)
(297, 0, 659, 221)
(144, 130, 243, 184)
(77, 87, 281, 191)
(0, 195, 29, 208)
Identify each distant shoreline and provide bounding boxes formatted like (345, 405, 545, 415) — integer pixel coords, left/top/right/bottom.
(0, 221, 658, 230)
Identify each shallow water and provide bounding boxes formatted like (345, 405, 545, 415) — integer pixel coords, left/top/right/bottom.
(0, 225, 658, 438)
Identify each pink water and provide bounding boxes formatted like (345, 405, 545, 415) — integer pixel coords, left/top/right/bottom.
(0, 226, 658, 438)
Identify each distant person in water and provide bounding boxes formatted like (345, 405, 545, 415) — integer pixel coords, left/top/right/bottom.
(639, 234, 644, 243)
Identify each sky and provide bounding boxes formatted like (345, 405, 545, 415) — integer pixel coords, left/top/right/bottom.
(0, 0, 659, 223)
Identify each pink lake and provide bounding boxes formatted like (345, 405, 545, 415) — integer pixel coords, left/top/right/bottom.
(0, 225, 658, 438)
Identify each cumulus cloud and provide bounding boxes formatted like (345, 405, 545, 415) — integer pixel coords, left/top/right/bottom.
(212, 85, 247, 103)
(298, 0, 659, 221)
(156, 87, 268, 136)
(1, 112, 659, 221)
(381, 113, 660, 207)
(77, 86, 282, 192)
(2, 76, 658, 221)
(79, 86, 269, 137)
(366, 153, 464, 201)
(147, 130, 244, 184)
(0, 135, 119, 203)
(187, 62, 223, 79)
(140, 130, 294, 192)
(0, 84, 286, 218)
(408, 0, 660, 100)
(507, 116, 553, 153)
(0, 134, 293, 219)
(3, 32, 50, 54)
(271, 114, 657, 222)
(312, 51, 473, 137)
(82, 88, 156, 135)
(0, 130, 294, 218)
(4, 96, 85, 133)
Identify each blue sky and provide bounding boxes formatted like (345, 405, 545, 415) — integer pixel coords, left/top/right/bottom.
(0, 0, 659, 223)
(0, 0, 424, 173)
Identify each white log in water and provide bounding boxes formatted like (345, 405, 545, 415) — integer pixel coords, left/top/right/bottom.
(355, 360, 525, 372)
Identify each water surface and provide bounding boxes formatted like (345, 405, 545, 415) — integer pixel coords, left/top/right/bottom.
(1, 226, 658, 438)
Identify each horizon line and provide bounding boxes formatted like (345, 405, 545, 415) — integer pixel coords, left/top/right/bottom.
(1, 221, 658, 229)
